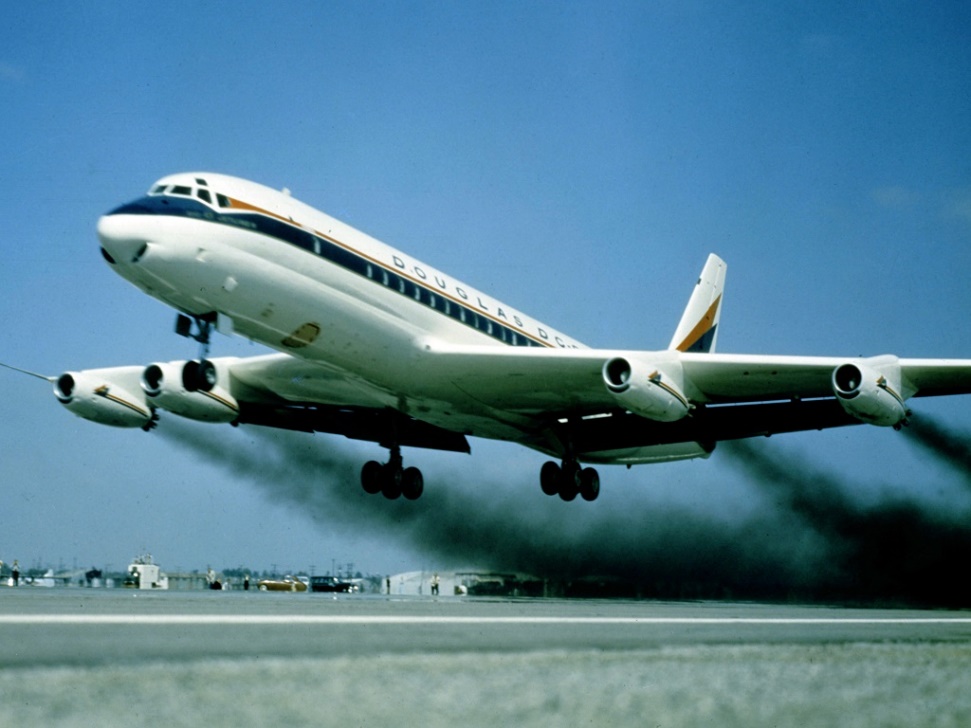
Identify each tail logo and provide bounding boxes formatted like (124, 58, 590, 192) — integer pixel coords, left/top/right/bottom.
(675, 295, 722, 353)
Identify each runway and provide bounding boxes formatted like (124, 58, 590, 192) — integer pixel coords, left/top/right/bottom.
(1, 590, 969, 727)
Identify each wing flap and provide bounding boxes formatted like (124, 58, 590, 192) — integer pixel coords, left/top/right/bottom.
(573, 398, 859, 456)
(237, 403, 470, 453)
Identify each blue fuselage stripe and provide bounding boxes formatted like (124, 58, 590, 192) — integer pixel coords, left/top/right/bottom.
(107, 196, 550, 349)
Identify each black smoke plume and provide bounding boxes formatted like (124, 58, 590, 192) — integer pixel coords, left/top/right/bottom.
(902, 413, 971, 488)
(724, 439, 971, 607)
(158, 414, 971, 607)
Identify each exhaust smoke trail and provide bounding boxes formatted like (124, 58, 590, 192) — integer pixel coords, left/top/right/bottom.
(902, 414, 971, 488)
(725, 437, 971, 607)
(158, 414, 971, 606)
(157, 419, 814, 599)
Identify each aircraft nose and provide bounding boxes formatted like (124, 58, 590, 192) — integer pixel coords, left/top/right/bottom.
(97, 214, 148, 265)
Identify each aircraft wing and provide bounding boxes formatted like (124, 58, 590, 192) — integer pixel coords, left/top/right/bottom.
(409, 343, 971, 460)
(38, 345, 971, 461)
(217, 348, 870, 460)
(430, 345, 971, 404)
(417, 342, 971, 415)
(681, 354, 971, 401)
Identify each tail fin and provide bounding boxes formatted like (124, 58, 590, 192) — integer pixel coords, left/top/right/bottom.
(668, 253, 726, 353)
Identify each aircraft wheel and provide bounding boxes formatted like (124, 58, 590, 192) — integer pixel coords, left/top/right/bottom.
(579, 467, 600, 502)
(558, 463, 580, 502)
(540, 461, 561, 496)
(402, 467, 424, 500)
(259, 584, 267, 592)
(361, 461, 383, 494)
(381, 464, 403, 500)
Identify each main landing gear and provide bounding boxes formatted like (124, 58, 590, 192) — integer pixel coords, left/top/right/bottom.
(176, 313, 218, 392)
(360, 445, 424, 500)
(540, 459, 600, 502)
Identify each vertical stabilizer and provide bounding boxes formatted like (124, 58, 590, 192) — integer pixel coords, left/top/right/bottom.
(668, 253, 727, 353)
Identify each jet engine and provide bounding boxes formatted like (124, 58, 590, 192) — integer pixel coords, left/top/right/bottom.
(831, 358, 910, 428)
(141, 360, 239, 423)
(602, 357, 690, 422)
(54, 366, 154, 428)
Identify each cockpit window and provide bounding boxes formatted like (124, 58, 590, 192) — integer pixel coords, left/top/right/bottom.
(146, 183, 226, 207)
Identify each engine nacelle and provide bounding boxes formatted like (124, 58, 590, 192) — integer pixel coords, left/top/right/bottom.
(602, 357, 690, 422)
(141, 360, 239, 423)
(832, 358, 910, 427)
(54, 366, 154, 428)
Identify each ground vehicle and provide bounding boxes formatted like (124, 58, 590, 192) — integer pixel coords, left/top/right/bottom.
(310, 576, 358, 593)
(123, 555, 168, 590)
(257, 575, 308, 592)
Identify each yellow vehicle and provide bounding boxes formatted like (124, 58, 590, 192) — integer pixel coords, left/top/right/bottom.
(257, 576, 308, 592)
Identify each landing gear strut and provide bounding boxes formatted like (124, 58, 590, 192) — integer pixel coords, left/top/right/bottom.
(539, 459, 600, 502)
(361, 445, 424, 500)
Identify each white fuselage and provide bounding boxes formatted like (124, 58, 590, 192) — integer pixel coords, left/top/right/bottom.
(97, 172, 584, 441)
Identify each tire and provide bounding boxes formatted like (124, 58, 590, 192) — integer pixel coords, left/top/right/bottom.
(402, 467, 424, 500)
(361, 461, 383, 494)
(381, 464, 403, 500)
(540, 461, 561, 496)
(579, 468, 600, 502)
(558, 463, 580, 501)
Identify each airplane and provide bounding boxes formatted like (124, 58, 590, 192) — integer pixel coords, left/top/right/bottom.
(16, 172, 971, 502)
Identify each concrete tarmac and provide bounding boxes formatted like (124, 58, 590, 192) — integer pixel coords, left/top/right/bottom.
(1, 589, 969, 727)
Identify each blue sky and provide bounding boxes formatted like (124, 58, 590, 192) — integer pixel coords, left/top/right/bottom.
(1, 2, 970, 579)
